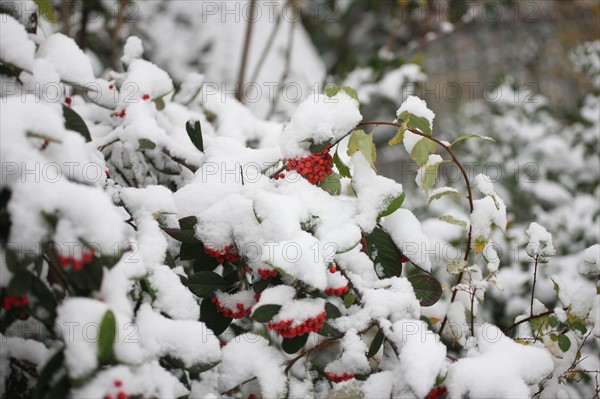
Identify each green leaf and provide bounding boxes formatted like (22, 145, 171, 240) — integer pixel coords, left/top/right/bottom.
(325, 302, 342, 319)
(529, 315, 548, 334)
(200, 297, 232, 335)
(368, 328, 385, 358)
(187, 272, 231, 298)
(388, 119, 408, 146)
(251, 304, 282, 323)
(571, 320, 587, 335)
(420, 159, 442, 196)
(407, 274, 442, 307)
(450, 134, 495, 147)
(161, 216, 199, 243)
(364, 227, 402, 279)
(324, 85, 359, 102)
(347, 130, 376, 170)
(98, 310, 116, 364)
(398, 111, 432, 135)
(410, 138, 437, 167)
(33, 349, 64, 399)
(428, 187, 459, 205)
(439, 215, 468, 229)
(180, 242, 200, 260)
(558, 334, 571, 352)
(548, 315, 559, 328)
(34, 0, 57, 23)
(63, 105, 91, 142)
(8, 271, 32, 296)
(309, 142, 329, 153)
(319, 172, 341, 195)
(378, 192, 405, 218)
(343, 292, 356, 307)
(138, 138, 157, 150)
(282, 334, 309, 354)
(333, 149, 351, 178)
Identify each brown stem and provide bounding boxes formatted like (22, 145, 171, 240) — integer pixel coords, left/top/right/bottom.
(356, 121, 474, 336)
(530, 255, 539, 319)
(111, 0, 129, 70)
(502, 309, 554, 334)
(235, 0, 257, 103)
(249, 11, 282, 83)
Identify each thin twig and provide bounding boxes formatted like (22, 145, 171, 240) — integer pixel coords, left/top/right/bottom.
(235, 0, 257, 103)
(111, 0, 129, 69)
(266, 17, 296, 119)
(530, 255, 539, 320)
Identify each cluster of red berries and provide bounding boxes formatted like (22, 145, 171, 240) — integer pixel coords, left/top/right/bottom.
(113, 109, 126, 118)
(325, 286, 349, 297)
(204, 245, 239, 263)
(425, 386, 447, 399)
(267, 311, 326, 338)
(273, 173, 286, 180)
(257, 268, 278, 279)
(325, 372, 356, 383)
(211, 297, 252, 319)
(286, 145, 333, 184)
(2, 295, 28, 310)
(58, 249, 95, 271)
(103, 380, 127, 399)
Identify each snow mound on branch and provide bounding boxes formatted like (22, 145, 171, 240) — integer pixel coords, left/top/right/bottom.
(0, 15, 35, 70)
(389, 320, 447, 398)
(37, 33, 95, 85)
(147, 265, 200, 320)
(279, 91, 362, 158)
(380, 209, 432, 271)
(446, 324, 553, 398)
(397, 95, 435, 126)
(352, 153, 404, 233)
(136, 304, 220, 368)
(219, 335, 286, 398)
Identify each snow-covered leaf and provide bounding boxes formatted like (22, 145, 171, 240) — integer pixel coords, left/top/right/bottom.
(347, 130, 376, 170)
(364, 227, 402, 278)
(320, 172, 342, 195)
(450, 133, 495, 147)
(251, 304, 282, 323)
(410, 138, 437, 167)
(378, 192, 405, 218)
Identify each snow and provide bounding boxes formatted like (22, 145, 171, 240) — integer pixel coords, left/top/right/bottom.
(0, 15, 35, 70)
(136, 304, 221, 368)
(352, 153, 404, 232)
(470, 195, 507, 245)
(279, 91, 362, 158)
(147, 265, 200, 320)
(390, 320, 447, 398)
(396, 95, 435, 127)
(37, 33, 95, 85)
(526, 222, 556, 260)
(218, 335, 286, 398)
(121, 36, 144, 65)
(446, 324, 554, 398)
(579, 244, 600, 275)
(325, 330, 370, 375)
(380, 209, 433, 271)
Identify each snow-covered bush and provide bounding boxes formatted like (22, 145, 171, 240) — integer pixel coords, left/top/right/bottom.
(1, 14, 598, 399)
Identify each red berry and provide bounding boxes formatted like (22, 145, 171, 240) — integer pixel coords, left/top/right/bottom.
(329, 265, 337, 273)
(114, 379, 122, 387)
(117, 392, 127, 399)
(109, 84, 115, 89)
(142, 94, 150, 100)
(65, 97, 72, 106)
(248, 395, 256, 399)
